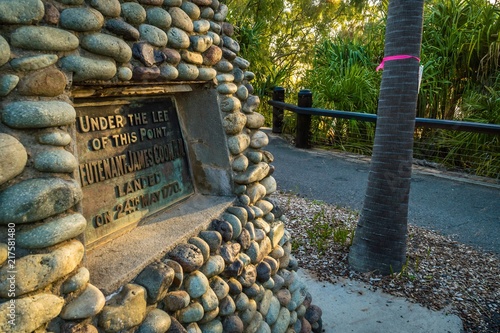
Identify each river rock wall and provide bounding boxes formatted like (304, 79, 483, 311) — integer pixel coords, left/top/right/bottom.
(0, 0, 322, 332)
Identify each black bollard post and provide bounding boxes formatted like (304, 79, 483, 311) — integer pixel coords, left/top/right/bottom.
(296, 89, 312, 148)
(272, 87, 285, 133)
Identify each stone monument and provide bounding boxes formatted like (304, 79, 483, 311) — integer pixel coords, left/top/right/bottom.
(0, 0, 323, 332)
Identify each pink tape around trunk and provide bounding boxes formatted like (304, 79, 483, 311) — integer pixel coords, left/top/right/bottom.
(376, 55, 421, 71)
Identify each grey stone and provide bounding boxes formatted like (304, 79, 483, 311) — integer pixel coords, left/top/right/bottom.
(304, 305, 322, 324)
(168, 243, 204, 273)
(222, 213, 242, 239)
(90, 0, 121, 18)
(185, 270, 209, 298)
(169, 7, 193, 32)
(220, 243, 240, 264)
(243, 95, 261, 113)
(218, 295, 236, 316)
(10, 54, 58, 72)
(18, 68, 66, 97)
(227, 278, 242, 295)
(118, 66, 133, 80)
(200, 287, 219, 311)
(106, 19, 140, 41)
(62, 267, 90, 294)
(219, 96, 241, 112)
(256, 321, 272, 333)
(259, 290, 274, 316)
(199, 255, 225, 278)
(99, 284, 148, 332)
(190, 35, 213, 53)
(181, 1, 200, 19)
(56, 0, 84, 4)
(0, 293, 63, 333)
(211, 219, 233, 242)
(139, 0, 164, 4)
(0, 243, 6, 266)
(256, 261, 272, 283)
(43, 2, 59, 24)
(254, 228, 266, 242)
(203, 45, 222, 66)
(251, 131, 269, 149)
(0, 178, 82, 224)
(163, 259, 184, 290)
(138, 309, 171, 333)
(217, 82, 238, 94)
(177, 301, 204, 323)
(0, 134, 27, 185)
(121, 2, 147, 25)
(0, 240, 84, 297)
(17, 213, 86, 249)
(222, 22, 234, 36)
(223, 112, 246, 135)
(188, 236, 210, 262)
(265, 296, 280, 325)
(236, 85, 249, 100)
(244, 311, 262, 332)
(163, 290, 190, 312)
(246, 112, 266, 129)
(194, 19, 211, 33)
(199, 320, 223, 333)
(270, 245, 284, 260)
(38, 130, 71, 146)
(232, 68, 244, 83)
(140, 24, 168, 47)
(209, 276, 229, 300)
(227, 206, 248, 225)
(0, 0, 44, 24)
(81, 33, 132, 63)
(224, 258, 244, 278)
(222, 48, 237, 62)
(234, 292, 250, 311)
(222, 36, 240, 53)
(269, 222, 285, 248)
(227, 133, 250, 155)
(291, 288, 307, 310)
(232, 154, 249, 172)
(238, 228, 251, 250)
(245, 71, 256, 81)
(135, 261, 175, 304)
(233, 56, 251, 70)
(290, 311, 298, 325)
(162, 48, 181, 65)
(147, 7, 172, 29)
(60, 284, 105, 319)
(60, 55, 117, 82)
(245, 221, 256, 240)
(198, 230, 222, 254)
(177, 63, 199, 80)
(201, 7, 214, 19)
(222, 315, 244, 333)
(247, 151, 263, 164)
(256, 200, 273, 215)
(272, 275, 285, 294)
(263, 277, 275, 290)
(197, 68, 217, 81)
(234, 184, 247, 195)
(60, 8, 104, 31)
(34, 148, 78, 173)
(200, 307, 219, 324)
(263, 256, 279, 275)
(242, 283, 259, 298)
(238, 264, 257, 288)
(167, 27, 190, 49)
(181, 50, 203, 65)
(261, 176, 277, 195)
(11, 26, 79, 51)
(0, 74, 19, 97)
(133, 42, 156, 66)
(234, 162, 270, 184)
(271, 308, 291, 333)
(164, 0, 182, 5)
(168, 317, 189, 333)
(0, 36, 10, 66)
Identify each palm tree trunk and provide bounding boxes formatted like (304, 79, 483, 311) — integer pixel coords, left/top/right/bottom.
(348, 0, 425, 275)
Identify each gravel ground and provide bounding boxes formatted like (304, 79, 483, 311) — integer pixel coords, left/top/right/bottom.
(273, 191, 500, 333)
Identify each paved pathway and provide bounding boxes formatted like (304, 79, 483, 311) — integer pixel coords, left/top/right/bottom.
(266, 131, 500, 254)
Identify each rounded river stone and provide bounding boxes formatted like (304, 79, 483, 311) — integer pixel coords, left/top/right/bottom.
(209, 276, 229, 300)
(81, 33, 132, 63)
(56, 0, 84, 4)
(60, 8, 104, 32)
(0, 0, 44, 25)
(217, 83, 238, 94)
(233, 162, 270, 184)
(167, 27, 190, 49)
(190, 35, 213, 53)
(60, 55, 117, 82)
(199, 320, 223, 333)
(219, 296, 236, 316)
(219, 95, 241, 112)
(203, 45, 222, 66)
(232, 154, 248, 172)
(236, 85, 249, 100)
(138, 309, 171, 333)
(0, 134, 27, 185)
(118, 66, 133, 81)
(90, 0, 121, 17)
(11, 26, 79, 51)
(164, 290, 190, 312)
(38, 130, 71, 146)
(184, 271, 209, 298)
(0, 36, 10, 67)
(139, 24, 168, 47)
(135, 261, 175, 304)
(194, 19, 210, 33)
(147, 7, 171, 29)
(0, 178, 82, 224)
(0, 240, 84, 297)
(62, 267, 90, 294)
(2, 101, 75, 129)
(0, 293, 63, 333)
(181, 50, 203, 65)
(106, 19, 140, 41)
(227, 133, 250, 155)
(121, 2, 147, 25)
(17, 213, 86, 249)
(201, 7, 214, 20)
(160, 64, 179, 80)
(164, 0, 182, 6)
(188, 237, 210, 262)
(198, 230, 222, 254)
(197, 68, 216, 81)
(168, 243, 204, 273)
(177, 63, 199, 80)
(10, 54, 58, 72)
(99, 284, 147, 332)
(250, 130, 269, 149)
(199, 255, 225, 278)
(246, 112, 265, 129)
(60, 283, 105, 319)
(177, 301, 204, 323)
(18, 68, 66, 97)
(180, 2, 200, 20)
(223, 112, 246, 135)
(169, 7, 193, 32)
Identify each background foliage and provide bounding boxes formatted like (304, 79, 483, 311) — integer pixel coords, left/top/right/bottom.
(228, 0, 500, 177)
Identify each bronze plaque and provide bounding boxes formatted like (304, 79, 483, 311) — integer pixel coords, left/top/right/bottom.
(75, 98, 194, 248)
